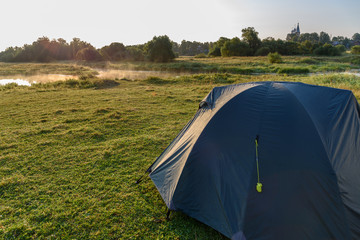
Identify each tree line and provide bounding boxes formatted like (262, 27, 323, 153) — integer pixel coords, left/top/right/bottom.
(209, 27, 360, 57)
(0, 28, 359, 63)
(0, 36, 177, 63)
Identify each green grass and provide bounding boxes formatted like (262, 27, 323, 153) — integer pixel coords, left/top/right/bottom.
(0, 62, 97, 77)
(1, 58, 360, 239)
(1, 56, 359, 79)
(0, 77, 227, 239)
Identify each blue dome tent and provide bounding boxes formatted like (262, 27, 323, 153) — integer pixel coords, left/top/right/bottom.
(147, 82, 360, 239)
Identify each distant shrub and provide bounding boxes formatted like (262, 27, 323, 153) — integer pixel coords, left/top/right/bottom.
(268, 52, 283, 63)
(212, 73, 236, 84)
(64, 79, 80, 87)
(219, 67, 254, 74)
(255, 47, 271, 56)
(145, 76, 172, 85)
(351, 46, 360, 55)
(277, 67, 310, 74)
(194, 53, 207, 58)
(314, 43, 341, 56)
(299, 58, 318, 64)
(335, 45, 346, 53)
(351, 56, 360, 65)
(94, 79, 120, 89)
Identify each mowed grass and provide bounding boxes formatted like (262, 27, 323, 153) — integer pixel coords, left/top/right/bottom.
(0, 59, 360, 239)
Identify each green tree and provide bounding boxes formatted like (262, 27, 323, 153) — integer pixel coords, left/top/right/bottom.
(100, 42, 127, 61)
(241, 27, 261, 54)
(342, 37, 352, 49)
(335, 45, 346, 53)
(75, 47, 103, 61)
(0, 47, 22, 62)
(261, 38, 279, 53)
(332, 36, 345, 43)
(32, 37, 52, 62)
(299, 33, 319, 44)
(255, 47, 271, 56)
(178, 40, 209, 56)
(208, 37, 230, 57)
(144, 35, 175, 62)
(352, 33, 360, 42)
(220, 37, 251, 56)
(299, 40, 314, 54)
(54, 38, 71, 60)
(126, 45, 145, 61)
(314, 43, 341, 56)
(70, 38, 92, 59)
(283, 41, 300, 55)
(319, 32, 331, 44)
(286, 33, 299, 42)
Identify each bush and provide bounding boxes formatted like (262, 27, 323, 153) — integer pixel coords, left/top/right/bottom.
(277, 67, 310, 74)
(94, 79, 120, 89)
(299, 58, 318, 64)
(314, 43, 341, 56)
(145, 76, 172, 85)
(268, 52, 282, 63)
(194, 53, 207, 58)
(351, 46, 360, 55)
(335, 45, 346, 53)
(351, 57, 360, 65)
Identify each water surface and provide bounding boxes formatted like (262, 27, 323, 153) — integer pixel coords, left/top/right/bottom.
(0, 79, 31, 86)
(0, 74, 78, 86)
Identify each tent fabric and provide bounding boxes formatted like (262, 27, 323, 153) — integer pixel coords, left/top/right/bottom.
(148, 81, 360, 240)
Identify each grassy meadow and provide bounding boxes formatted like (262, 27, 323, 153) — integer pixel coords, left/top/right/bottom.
(1, 56, 360, 239)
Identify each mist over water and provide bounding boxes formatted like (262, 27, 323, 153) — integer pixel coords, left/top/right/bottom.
(0, 74, 78, 86)
(96, 69, 188, 80)
(0, 70, 188, 86)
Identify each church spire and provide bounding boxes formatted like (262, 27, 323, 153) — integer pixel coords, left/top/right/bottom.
(297, 23, 300, 34)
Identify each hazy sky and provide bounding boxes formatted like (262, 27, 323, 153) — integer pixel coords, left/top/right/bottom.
(1, 0, 359, 51)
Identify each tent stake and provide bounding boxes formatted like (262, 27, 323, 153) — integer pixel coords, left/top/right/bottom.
(166, 210, 171, 221)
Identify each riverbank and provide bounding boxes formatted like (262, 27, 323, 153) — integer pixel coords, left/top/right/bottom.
(1, 55, 360, 87)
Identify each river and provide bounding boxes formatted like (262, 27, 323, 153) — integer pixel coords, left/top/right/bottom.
(1, 70, 359, 86)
